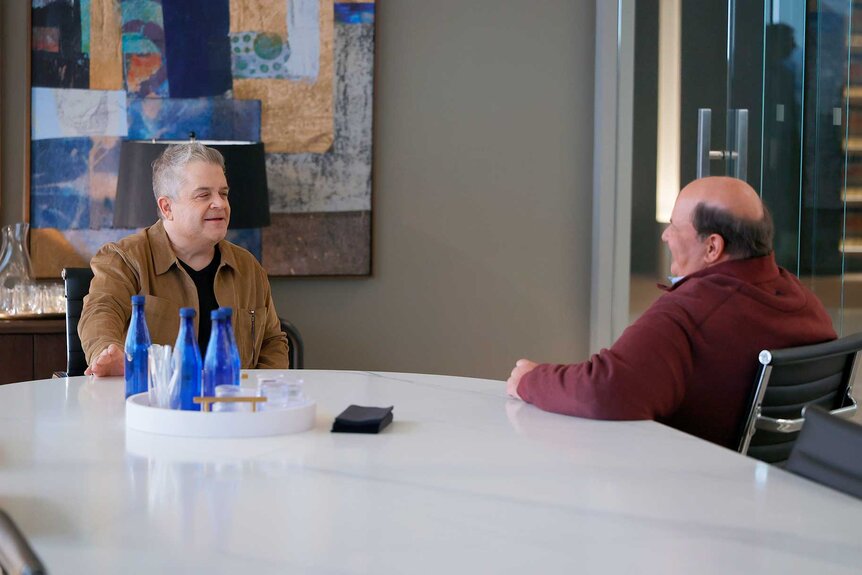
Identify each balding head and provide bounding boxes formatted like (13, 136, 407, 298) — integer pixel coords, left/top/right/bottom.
(662, 177, 773, 277)
(685, 177, 773, 260)
(681, 176, 764, 220)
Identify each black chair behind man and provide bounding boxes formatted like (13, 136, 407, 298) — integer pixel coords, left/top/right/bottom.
(737, 332, 862, 465)
(62, 267, 95, 377)
(61, 267, 304, 375)
(785, 404, 862, 500)
(280, 319, 304, 369)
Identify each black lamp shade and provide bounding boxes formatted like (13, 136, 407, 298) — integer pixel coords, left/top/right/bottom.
(113, 140, 271, 229)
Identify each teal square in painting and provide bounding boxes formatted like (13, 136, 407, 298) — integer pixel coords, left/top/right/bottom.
(230, 32, 292, 79)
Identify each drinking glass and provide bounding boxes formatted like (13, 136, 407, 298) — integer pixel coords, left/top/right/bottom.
(148, 344, 179, 409)
(257, 375, 306, 411)
(213, 384, 253, 412)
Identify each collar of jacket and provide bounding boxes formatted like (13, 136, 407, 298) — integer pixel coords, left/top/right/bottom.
(658, 252, 780, 292)
(146, 219, 239, 276)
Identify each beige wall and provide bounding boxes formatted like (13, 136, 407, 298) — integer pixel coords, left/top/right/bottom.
(2, 0, 596, 380)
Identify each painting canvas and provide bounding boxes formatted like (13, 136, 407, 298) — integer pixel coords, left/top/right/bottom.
(29, 0, 374, 277)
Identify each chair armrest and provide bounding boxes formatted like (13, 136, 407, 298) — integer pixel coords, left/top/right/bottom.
(754, 397, 859, 433)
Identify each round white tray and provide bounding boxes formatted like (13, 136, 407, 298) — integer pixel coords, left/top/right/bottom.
(125, 393, 316, 438)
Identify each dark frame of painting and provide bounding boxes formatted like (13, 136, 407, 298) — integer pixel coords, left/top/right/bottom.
(27, 0, 375, 279)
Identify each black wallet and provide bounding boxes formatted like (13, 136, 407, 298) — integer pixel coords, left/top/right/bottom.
(331, 405, 394, 434)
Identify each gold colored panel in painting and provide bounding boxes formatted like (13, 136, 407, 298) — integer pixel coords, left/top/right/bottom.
(90, 0, 123, 90)
(29, 228, 88, 279)
(230, 0, 287, 37)
(232, 0, 334, 153)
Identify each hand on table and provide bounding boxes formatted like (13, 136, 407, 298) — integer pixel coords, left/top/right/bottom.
(84, 343, 125, 377)
(506, 358, 538, 400)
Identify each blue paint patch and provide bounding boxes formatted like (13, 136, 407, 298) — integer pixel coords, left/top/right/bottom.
(285, 0, 320, 79)
(225, 228, 262, 261)
(127, 98, 261, 142)
(31, 88, 128, 140)
(334, 3, 375, 25)
(30, 138, 93, 229)
(122, 34, 161, 54)
(31, 138, 91, 187)
(80, 0, 91, 54)
(162, 0, 232, 97)
(31, 188, 91, 230)
(127, 97, 261, 141)
(120, 0, 166, 55)
(63, 228, 140, 262)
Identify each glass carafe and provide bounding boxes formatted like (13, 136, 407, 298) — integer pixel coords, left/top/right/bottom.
(0, 223, 34, 314)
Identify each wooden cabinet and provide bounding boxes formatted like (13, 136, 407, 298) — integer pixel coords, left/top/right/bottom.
(0, 319, 66, 384)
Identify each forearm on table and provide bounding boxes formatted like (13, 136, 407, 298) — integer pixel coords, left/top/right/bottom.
(519, 317, 691, 420)
(79, 300, 127, 364)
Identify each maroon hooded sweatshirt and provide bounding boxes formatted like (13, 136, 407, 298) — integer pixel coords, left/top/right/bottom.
(518, 254, 837, 448)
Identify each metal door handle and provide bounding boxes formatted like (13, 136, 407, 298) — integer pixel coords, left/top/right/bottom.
(697, 108, 748, 180)
(697, 108, 712, 178)
(732, 108, 748, 181)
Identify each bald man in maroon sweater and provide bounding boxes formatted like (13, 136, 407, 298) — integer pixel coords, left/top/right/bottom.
(507, 177, 836, 448)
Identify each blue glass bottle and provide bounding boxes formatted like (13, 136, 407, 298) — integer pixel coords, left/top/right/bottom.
(174, 307, 203, 411)
(124, 295, 151, 399)
(202, 310, 234, 397)
(219, 307, 242, 386)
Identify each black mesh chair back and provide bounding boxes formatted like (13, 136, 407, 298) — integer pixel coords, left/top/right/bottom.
(737, 332, 862, 464)
(280, 318, 305, 369)
(785, 405, 862, 500)
(62, 267, 94, 377)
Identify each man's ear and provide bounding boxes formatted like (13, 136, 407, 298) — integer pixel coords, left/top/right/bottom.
(157, 196, 172, 220)
(704, 233, 726, 264)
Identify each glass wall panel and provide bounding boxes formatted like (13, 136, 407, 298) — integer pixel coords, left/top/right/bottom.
(800, 0, 855, 334)
(761, 0, 806, 270)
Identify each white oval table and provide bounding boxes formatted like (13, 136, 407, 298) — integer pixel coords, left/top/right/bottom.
(0, 370, 860, 574)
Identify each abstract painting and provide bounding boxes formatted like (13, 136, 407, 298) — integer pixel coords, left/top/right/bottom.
(29, 0, 375, 277)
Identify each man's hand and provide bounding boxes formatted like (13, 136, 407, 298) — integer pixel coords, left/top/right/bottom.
(84, 343, 125, 377)
(506, 358, 538, 400)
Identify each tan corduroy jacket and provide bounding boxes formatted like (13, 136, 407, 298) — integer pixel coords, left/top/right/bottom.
(79, 220, 289, 369)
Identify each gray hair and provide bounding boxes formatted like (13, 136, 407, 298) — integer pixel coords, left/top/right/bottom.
(152, 143, 225, 206)
(691, 202, 774, 259)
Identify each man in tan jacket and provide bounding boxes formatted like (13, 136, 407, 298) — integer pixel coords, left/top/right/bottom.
(80, 143, 289, 376)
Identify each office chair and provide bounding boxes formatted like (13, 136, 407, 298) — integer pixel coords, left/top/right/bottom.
(0, 509, 47, 575)
(60, 267, 95, 378)
(280, 318, 305, 369)
(785, 405, 862, 500)
(737, 332, 862, 465)
(60, 267, 304, 374)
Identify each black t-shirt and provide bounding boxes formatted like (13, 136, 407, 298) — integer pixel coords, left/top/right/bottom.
(178, 246, 221, 353)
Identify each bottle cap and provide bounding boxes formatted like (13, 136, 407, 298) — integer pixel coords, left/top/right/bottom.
(179, 307, 196, 318)
(211, 309, 221, 320)
(220, 306, 233, 318)
(131, 295, 145, 305)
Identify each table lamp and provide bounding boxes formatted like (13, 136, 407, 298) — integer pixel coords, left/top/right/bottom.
(113, 138, 271, 229)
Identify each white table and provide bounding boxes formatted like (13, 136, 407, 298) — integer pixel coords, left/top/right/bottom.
(0, 370, 860, 574)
